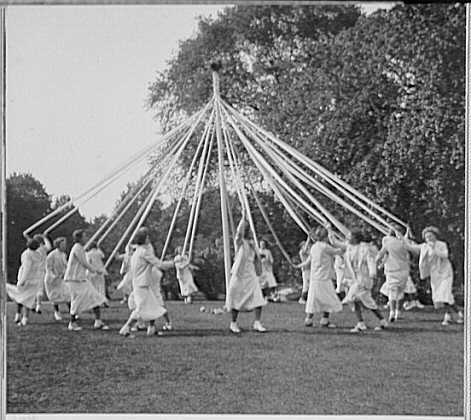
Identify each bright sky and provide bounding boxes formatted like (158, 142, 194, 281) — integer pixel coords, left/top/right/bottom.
(7, 3, 392, 221)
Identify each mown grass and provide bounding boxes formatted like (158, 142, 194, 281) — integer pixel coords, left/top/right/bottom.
(6, 300, 463, 415)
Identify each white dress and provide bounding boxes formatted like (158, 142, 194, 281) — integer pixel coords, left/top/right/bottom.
(36, 245, 49, 301)
(86, 248, 107, 297)
(227, 240, 266, 311)
(44, 249, 70, 303)
(117, 253, 133, 296)
(299, 247, 310, 293)
(305, 242, 342, 314)
(259, 249, 277, 288)
(379, 236, 410, 300)
(128, 244, 170, 321)
(342, 243, 378, 310)
(417, 241, 454, 305)
(174, 254, 199, 297)
(6, 249, 43, 309)
(64, 243, 107, 315)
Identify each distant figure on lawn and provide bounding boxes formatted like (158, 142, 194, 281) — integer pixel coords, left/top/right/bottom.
(7, 237, 42, 326)
(64, 229, 109, 332)
(298, 225, 343, 328)
(174, 246, 199, 304)
(119, 227, 175, 337)
(44, 236, 71, 321)
(402, 226, 464, 325)
(226, 214, 267, 334)
(258, 240, 277, 301)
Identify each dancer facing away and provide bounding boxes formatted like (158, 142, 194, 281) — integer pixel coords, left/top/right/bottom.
(376, 223, 411, 323)
(64, 230, 109, 331)
(23, 233, 51, 314)
(333, 229, 387, 333)
(7, 237, 42, 326)
(174, 246, 199, 304)
(402, 226, 464, 325)
(298, 238, 310, 304)
(86, 242, 108, 299)
(259, 240, 278, 301)
(44, 237, 71, 321)
(119, 227, 174, 337)
(226, 214, 267, 334)
(298, 225, 343, 328)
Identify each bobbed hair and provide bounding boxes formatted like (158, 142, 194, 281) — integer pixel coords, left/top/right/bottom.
(133, 227, 150, 245)
(27, 238, 40, 251)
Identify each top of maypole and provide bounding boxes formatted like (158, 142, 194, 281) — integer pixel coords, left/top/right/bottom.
(211, 60, 222, 98)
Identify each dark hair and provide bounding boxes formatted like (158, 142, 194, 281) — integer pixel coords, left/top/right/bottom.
(362, 231, 373, 243)
(88, 241, 97, 249)
(133, 227, 149, 245)
(53, 237, 66, 248)
(349, 228, 363, 245)
(27, 238, 40, 251)
(388, 222, 404, 236)
(73, 229, 84, 243)
(33, 234, 45, 245)
(314, 226, 328, 242)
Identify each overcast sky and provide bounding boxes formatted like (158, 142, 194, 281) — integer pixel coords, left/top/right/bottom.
(6, 3, 393, 220)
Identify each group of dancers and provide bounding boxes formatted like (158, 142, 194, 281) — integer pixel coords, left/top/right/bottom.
(7, 216, 464, 336)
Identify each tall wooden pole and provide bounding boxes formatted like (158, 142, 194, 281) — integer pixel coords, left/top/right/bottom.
(213, 71, 231, 306)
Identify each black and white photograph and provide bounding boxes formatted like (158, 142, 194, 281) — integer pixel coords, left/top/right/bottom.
(0, 2, 468, 419)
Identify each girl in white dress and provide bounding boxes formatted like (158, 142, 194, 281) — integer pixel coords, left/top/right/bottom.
(226, 215, 267, 334)
(402, 226, 463, 325)
(64, 230, 109, 331)
(119, 228, 175, 337)
(339, 230, 387, 332)
(174, 246, 199, 304)
(376, 224, 410, 322)
(117, 244, 134, 304)
(7, 238, 42, 326)
(86, 242, 107, 298)
(298, 238, 310, 304)
(259, 241, 277, 300)
(44, 237, 71, 321)
(298, 226, 343, 328)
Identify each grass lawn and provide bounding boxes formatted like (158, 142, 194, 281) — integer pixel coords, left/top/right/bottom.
(6, 300, 463, 415)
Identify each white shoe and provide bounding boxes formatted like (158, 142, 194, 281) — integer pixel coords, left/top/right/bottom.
(456, 311, 464, 324)
(147, 325, 156, 336)
(304, 317, 313, 327)
(14, 313, 21, 323)
(403, 301, 415, 311)
(68, 322, 82, 331)
(230, 322, 241, 334)
(93, 320, 110, 330)
(20, 317, 28, 326)
(298, 298, 306, 304)
(54, 312, 63, 321)
(162, 323, 173, 331)
(119, 325, 131, 336)
(253, 321, 267, 332)
(350, 322, 367, 333)
(375, 319, 388, 331)
(442, 313, 452, 326)
(320, 318, 336, 328)
(415, 300, 425, 309)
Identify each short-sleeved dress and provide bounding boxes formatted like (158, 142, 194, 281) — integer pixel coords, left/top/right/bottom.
(44, 248, 70, 303)
(227, 240, 266, 311)
(305, 241, 342, 314)
(379, 236, 410, 300)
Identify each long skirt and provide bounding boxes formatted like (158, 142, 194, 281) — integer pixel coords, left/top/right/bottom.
(6, 278, 42, 309)
(342, 282, 378, 310)
(259, 270, 277, 289)
(89, 273, 106, 297)
(117, 273, 133, 296)
(227, 265, 266, 312)
(129, 286, 167, 321)
(305, 279, 342, 314)
(45, 274, 71, 303)
(178, 272, 198, 297)
(68, 280, 107, 315)
(431, 273, 454, 307)
(381, 270, 408, 300)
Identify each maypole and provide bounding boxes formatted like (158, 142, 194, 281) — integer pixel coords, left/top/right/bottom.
(212, 63, 232, 307)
